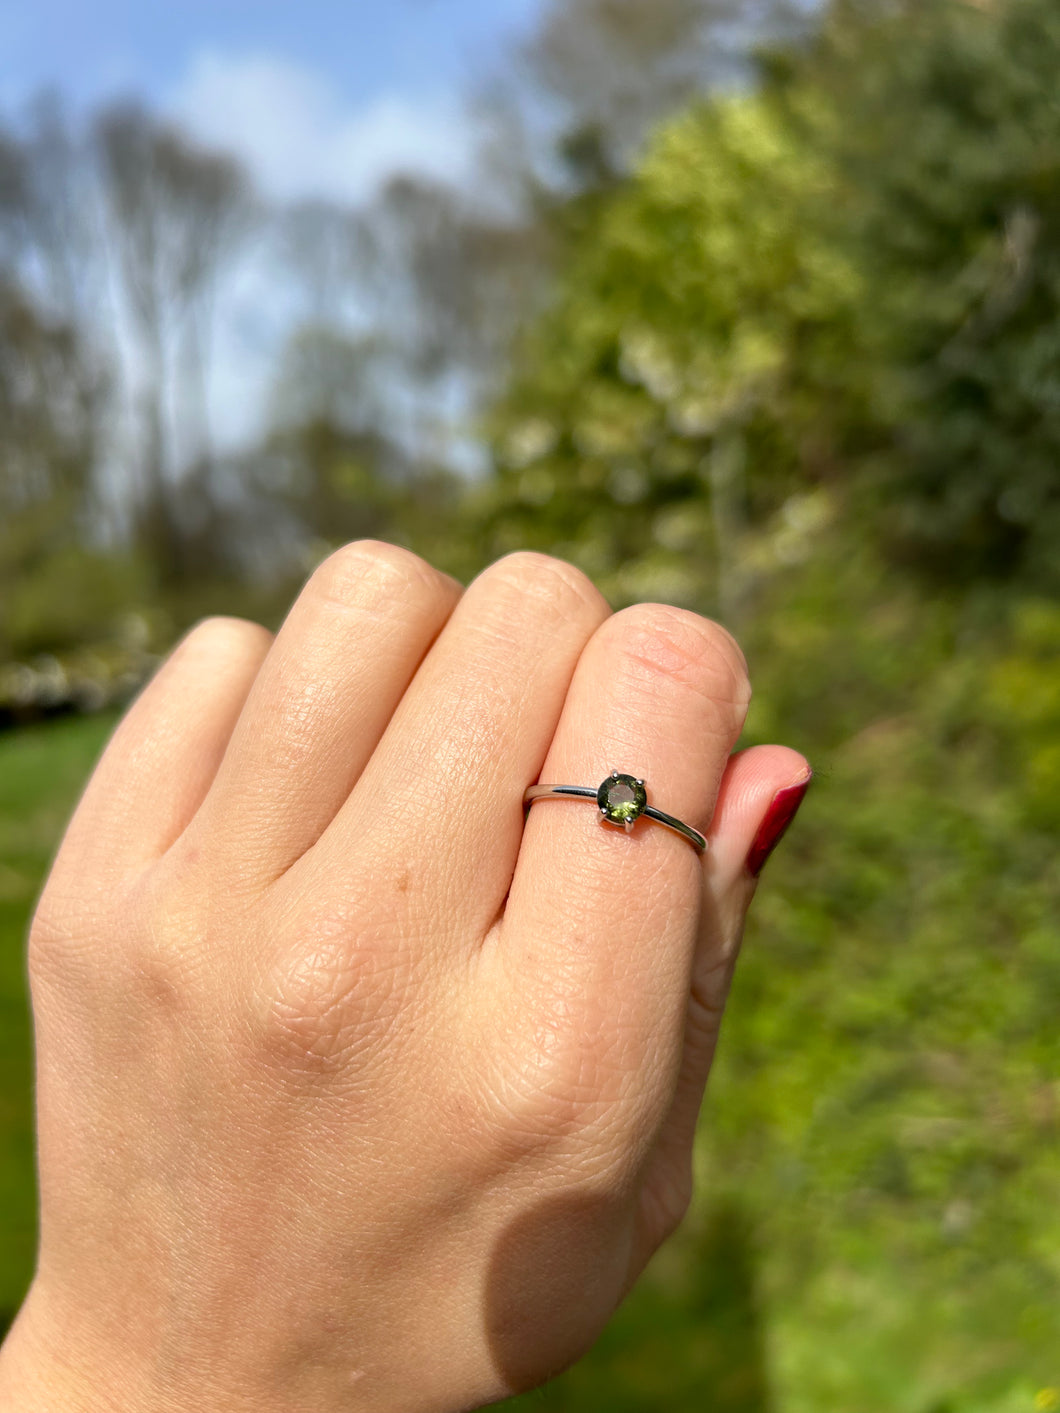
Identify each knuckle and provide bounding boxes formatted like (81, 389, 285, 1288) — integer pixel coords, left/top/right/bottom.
(254, 926, 410, 1087)
(481, 1007, 629, 1167)
(478, 552, 608, 623)
(607, 604, 751, 709)
(29, 870, 199, 1027)
(27, 891, 95, 993)
(120, 937, 198, 1030)
(182, 614, 272, 655)
(478, 1067, 592, 1169)
(112, 875, 207, 1014)
(310, 540, 451, 614)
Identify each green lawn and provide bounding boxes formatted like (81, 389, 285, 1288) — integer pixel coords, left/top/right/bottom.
(0, 711, 118, 1324)
(1, 693, 1057, 1409)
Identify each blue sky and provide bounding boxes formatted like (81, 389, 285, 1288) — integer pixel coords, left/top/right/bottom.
(0, 0, 544, 198)
(0, 0, 542, 106)
(0, 0, 548, 454)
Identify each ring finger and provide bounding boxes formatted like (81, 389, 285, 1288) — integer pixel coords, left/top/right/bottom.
(493, 603, 751, 1146)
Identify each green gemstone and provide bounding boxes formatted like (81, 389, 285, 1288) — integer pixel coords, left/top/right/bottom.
(597, 773, 647, 825)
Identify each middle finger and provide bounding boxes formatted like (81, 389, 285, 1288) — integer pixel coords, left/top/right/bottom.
(298, 553, 610, 942)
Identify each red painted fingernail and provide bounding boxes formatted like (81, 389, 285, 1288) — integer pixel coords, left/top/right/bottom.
(747, 772, 812, 878)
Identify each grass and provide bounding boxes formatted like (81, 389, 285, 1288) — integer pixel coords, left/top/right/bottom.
(0, 711, 118, 1323)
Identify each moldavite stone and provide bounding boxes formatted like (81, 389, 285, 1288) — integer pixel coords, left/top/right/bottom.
(597, 772, 647, 825)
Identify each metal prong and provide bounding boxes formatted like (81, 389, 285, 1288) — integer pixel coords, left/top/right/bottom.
(611, 769, 619, 779)
(624, 819, 634, 833)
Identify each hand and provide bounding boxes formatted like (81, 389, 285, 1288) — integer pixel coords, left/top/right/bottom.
(0, 544, 809, 1413)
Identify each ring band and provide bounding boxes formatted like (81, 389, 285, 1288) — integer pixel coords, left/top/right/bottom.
(524, 771, 707, 853)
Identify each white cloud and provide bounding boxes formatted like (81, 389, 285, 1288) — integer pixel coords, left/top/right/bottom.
(159, 50, 482, 453)
(168, 50, 477, 205)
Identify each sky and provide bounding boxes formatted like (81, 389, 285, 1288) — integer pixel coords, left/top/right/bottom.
(0, 0, 550, 456)
(0, 0, 544, 199)
(0, 3, 807, 474)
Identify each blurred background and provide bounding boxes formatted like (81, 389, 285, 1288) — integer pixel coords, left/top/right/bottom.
(1, 0, 1059, 1406)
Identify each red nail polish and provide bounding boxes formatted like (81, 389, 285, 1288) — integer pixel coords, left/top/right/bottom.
(747, 773, 812, 877)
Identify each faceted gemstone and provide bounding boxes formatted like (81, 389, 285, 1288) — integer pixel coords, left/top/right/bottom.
(597, 773, 647, 825)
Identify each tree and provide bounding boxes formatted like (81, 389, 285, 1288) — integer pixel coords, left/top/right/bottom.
(775, 0, 1060, 590)
(482, 86, 853, 619)
(93, 102, 253, 587)
(0, 282, 134, 660)
(484, 0, 1060, 612)
(473, 0, 801, 201)
(524, 0, 781, 177)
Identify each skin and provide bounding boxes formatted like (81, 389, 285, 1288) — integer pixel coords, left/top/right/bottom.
(0, 544, 810, 1413)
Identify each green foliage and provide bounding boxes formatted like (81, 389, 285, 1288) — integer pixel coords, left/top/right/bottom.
(781, 0, 1060, 589)
(0, 280, 116, 662)
(708, 542, 1060, 1409)
(484, 0, 1060, 610)
(482, 86, 852, 610)
(0, 545, 151, 660)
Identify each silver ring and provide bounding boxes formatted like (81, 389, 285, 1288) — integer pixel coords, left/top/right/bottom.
(523, 770, 707, 853)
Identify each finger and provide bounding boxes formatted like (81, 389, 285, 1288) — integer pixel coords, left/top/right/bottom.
(298, 553, 611, 941)
(634, 746, 812, 1255)
(688, 744, 814, 1062)
(52, 617, 273, 888)
(683, 743, 814, 1028)
(185, 542, 462, 886)
(707, 743, 814, 891)
(494, 604, 751, 1148)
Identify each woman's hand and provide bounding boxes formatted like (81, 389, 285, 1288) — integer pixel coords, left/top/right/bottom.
(0, 544, 809, 1413)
